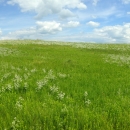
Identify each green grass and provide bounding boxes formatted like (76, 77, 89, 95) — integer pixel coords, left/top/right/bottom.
(0, 40, 130, 130)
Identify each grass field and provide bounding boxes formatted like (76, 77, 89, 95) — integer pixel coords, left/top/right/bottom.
(0, 40, 130, 130)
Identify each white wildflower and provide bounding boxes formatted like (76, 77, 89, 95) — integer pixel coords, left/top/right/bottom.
(3, 73, 11, 79)
(50, 85, 59, 93)
(23, 74, 28, 80)
(11, 117, 21, 130)
(31, 68, 37, 73)
(14, 74, 22, 83)
(58, 73, 67, 78)
(14, 83, 20, 90)
(15, 97, 24, 110)
(24, 82, 28, 90)
(16, 68, 21, 71)
(84, 91, 91, 106)
(85, 99, 91, 106)
(6, 84, 13, 91)
(0, 86, 6, 93)
(36, 78, 48, 91)
(46, 69, 56, 80)
(84, 91, 88, 97)
(27, 72, 31, 76)
(57, 91, 65, 100)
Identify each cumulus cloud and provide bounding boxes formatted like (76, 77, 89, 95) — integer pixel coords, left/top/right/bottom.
(3, 27, 36, 39)
(1, 20, 81, 40)
(65, 21, 80, 28)
(1, 21, 62, 39)
(86, 21, 100, 27)
(64, 23, 130, 43)
(36, 21, 62, 34)
(59, 9, 75, 19)
(65, 23, 130, 43)
(93, 0, 99, 6)
(122, 0, 130, 4)
(7, 0, 87, 19)
(94, 23, 130, 43)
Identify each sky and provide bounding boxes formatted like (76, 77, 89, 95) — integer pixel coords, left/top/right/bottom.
(0, 0, 130, 43)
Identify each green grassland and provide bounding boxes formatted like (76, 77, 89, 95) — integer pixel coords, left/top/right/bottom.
(0, 40, 130, 130)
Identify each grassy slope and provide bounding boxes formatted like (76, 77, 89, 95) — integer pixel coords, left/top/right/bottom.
(0, 41, 130, 130)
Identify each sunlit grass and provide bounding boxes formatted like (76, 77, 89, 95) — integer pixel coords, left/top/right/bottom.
(0, 40, 130, 130)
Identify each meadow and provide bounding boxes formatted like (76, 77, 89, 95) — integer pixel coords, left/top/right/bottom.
(0, 40, 130, 130)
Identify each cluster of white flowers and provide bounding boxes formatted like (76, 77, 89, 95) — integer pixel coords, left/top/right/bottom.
(30, 68, 37, 73)
(13, 74, 22, 83)
(49, 85, 65, 100)
(13, 83, 20, 90)
(84, 91, 88, 97)
(57, 73, 68, 78)
(0, 66, 32, 93)
(72, 43, 130, 52)
(0, 47, 19, 56)
(84, 91, 91, 106)
(104, 54, 130, 66)
(15, 97, 24, 110)
(12, 74, 23, 90)
(0, 66, 68, 103)
(36, 69, 57, 91)
(11, 117, 21, 130)
(0, 84, 13, 93)
(1, 73, 11, 82)
(57, 91, 65, 100)
(50, 85, 59, 93)
(85, 99, 91, 106)
(23, 74, 29, 80)
(0, 86, 6, 93)
(46, 69, 56, 80)
(24, 82, 28, 90)
(6, 84, 13, 91)
(1, 40, 130, 52)
(0, 47, 13, 56)
(36, 78, 48, 91)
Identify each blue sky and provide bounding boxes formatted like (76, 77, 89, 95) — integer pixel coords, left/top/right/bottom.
(0, 0, 130, 43)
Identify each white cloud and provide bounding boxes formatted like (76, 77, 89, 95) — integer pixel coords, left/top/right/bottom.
(62, 23, 130, 43)
(65, 21, 80, 28)
(59, 9, 75, 19)
(0, 29, 2, 35)
(77, 6, 117, 22)
(36, 21, 62, 34)
(97, 6, 117, 18)
(127, 12, 130, 14)
(93, 0, 99, 6)
(7, 0, 87, 19)
(93, 23, 130, 43)
(122, 0, 130, 4)
(5, 27, 36, 39)
(1, 21, 62, 39)
(86, 21, 100, 27)
(77, 3, 87, 9)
